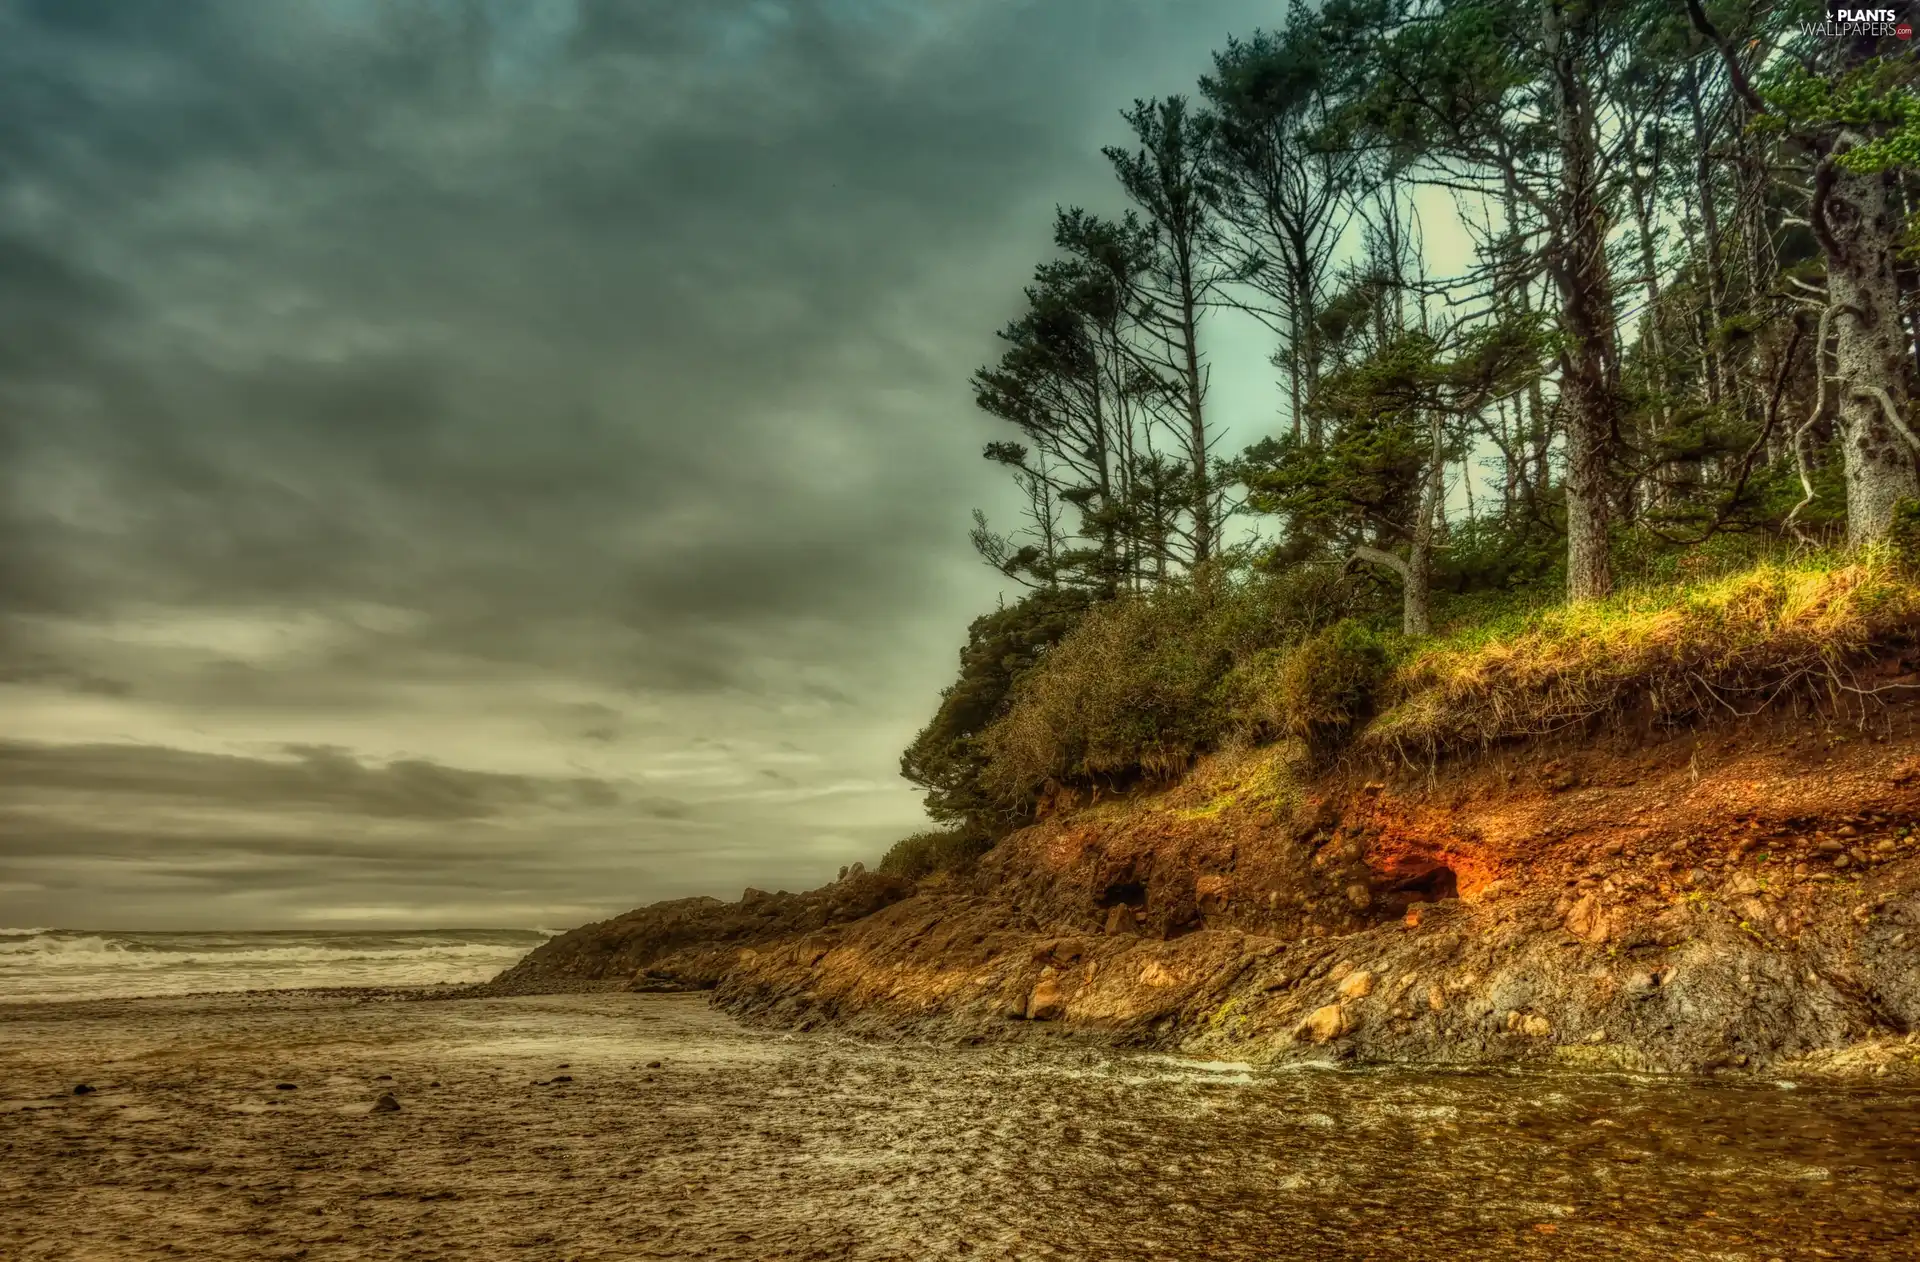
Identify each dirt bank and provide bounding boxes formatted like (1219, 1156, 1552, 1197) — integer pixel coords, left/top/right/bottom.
(503, 698, 1920, 1077)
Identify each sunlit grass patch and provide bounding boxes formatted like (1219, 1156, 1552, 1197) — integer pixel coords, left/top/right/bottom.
(1361, 554, 1920, 760)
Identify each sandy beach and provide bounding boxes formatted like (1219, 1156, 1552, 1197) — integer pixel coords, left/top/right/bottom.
(3, 990, 1919, 1260)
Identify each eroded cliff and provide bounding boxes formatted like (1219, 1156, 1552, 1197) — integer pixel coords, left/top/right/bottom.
(492, 672, 1920, 1077)
(701, 697, 1920, 1076)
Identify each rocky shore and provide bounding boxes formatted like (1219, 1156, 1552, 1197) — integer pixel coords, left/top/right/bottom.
(497, 699, 1920, 1079)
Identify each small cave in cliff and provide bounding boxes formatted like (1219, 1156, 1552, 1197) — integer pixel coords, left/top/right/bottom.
(1377, 863, 1458, 916)
(1096, 880, 1151, 937)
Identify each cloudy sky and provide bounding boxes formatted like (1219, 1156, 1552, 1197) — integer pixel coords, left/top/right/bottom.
(0, 0, 1309, 930)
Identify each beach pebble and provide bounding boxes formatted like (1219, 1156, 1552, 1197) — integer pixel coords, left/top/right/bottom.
(647, 1060, 662, 1069)
(72, 1084, 94, 1095)
(371, 1093, 401, 1113)
(275, 1083, 297, 1090)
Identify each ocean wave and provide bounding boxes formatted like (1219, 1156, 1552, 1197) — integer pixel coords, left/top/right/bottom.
(0, 928, 547, 1003)
(0, 937, 526, 968)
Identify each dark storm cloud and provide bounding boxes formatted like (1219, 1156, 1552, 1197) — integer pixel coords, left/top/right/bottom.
(0, 0, 1277, 927)
(0, 0, 1079, 682)
(0, 739, 611, 821)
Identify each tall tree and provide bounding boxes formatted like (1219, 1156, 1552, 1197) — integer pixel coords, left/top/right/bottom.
(1105, 96, 1229, 563)
(1242, 315, 1545, 634)
(1689, 0, 1920, 543)
(1200, 6, 1370, 444)
(1540, 0, 1624, 598)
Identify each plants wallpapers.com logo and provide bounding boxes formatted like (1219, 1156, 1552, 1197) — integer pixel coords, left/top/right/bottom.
(1810, 7, 1914, 37)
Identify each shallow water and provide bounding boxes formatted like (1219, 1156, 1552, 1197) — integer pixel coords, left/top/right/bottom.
(0, 927, 554, 1002)
(1, 992, 1916, 1259)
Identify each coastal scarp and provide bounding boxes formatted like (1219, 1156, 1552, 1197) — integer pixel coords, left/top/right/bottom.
(706, 699, 1920, 1076)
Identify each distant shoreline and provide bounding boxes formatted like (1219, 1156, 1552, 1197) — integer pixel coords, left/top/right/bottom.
(0, 980, 627, 1013)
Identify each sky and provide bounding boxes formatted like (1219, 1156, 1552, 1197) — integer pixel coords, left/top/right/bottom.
(0, 0, 1430, 931)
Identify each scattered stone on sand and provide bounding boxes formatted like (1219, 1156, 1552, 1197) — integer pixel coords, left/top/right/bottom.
(371, 1093, 401, 1113)
(275, 1083, 297, 1090)
(646, 1060, 662, 1069)
(71, 1084, 93, 1096)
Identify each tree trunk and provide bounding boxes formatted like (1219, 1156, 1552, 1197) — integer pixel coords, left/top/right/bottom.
(1630, 166, 1684, 508)
(1088, 376, 1119, 598)
(1543, 0, 1617, 601)
(1685, 61, 1725, 409)
(1823, 137, 1920, 544)
(1352, 412, 1443, 637)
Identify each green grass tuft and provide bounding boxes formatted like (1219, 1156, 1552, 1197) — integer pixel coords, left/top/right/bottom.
(1362, 554, 1920, 760)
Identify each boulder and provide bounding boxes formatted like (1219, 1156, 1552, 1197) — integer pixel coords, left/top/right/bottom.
(1298, 1003, 1354, 1044)
(1336, 970, 1375, 1000)
(1026, 967, 1067, 1021)
(1564, 893, 1609, 943)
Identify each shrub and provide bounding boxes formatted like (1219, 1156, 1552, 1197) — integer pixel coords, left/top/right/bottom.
(899, 587, 1090, 831)
(1276, 620, 1396, 755)
(978, 566, 1374, 809)
(980, 585, 1226, 807)
(876, 829, 991, 881)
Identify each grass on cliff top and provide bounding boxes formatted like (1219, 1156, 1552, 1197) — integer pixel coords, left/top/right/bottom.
(1362, 553, 1920, 759)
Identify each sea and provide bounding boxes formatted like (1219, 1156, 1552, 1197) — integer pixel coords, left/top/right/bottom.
(0, 926, 554, 1004)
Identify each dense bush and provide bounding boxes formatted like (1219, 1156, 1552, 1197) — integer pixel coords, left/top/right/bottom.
(1275, 620, 1396, 756)
(899, 587, 1090, 831)
(978, 566, 1372, 809)
(876, 829, 991, 881)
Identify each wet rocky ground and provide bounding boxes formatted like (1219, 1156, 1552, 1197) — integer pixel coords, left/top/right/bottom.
(2, 991, 1917, 1260)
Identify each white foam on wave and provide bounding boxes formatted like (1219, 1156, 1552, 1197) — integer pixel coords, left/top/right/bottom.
(0, 928, 549, 1003)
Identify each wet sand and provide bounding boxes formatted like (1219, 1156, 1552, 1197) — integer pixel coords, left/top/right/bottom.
(2, 991, 1918, 1260)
